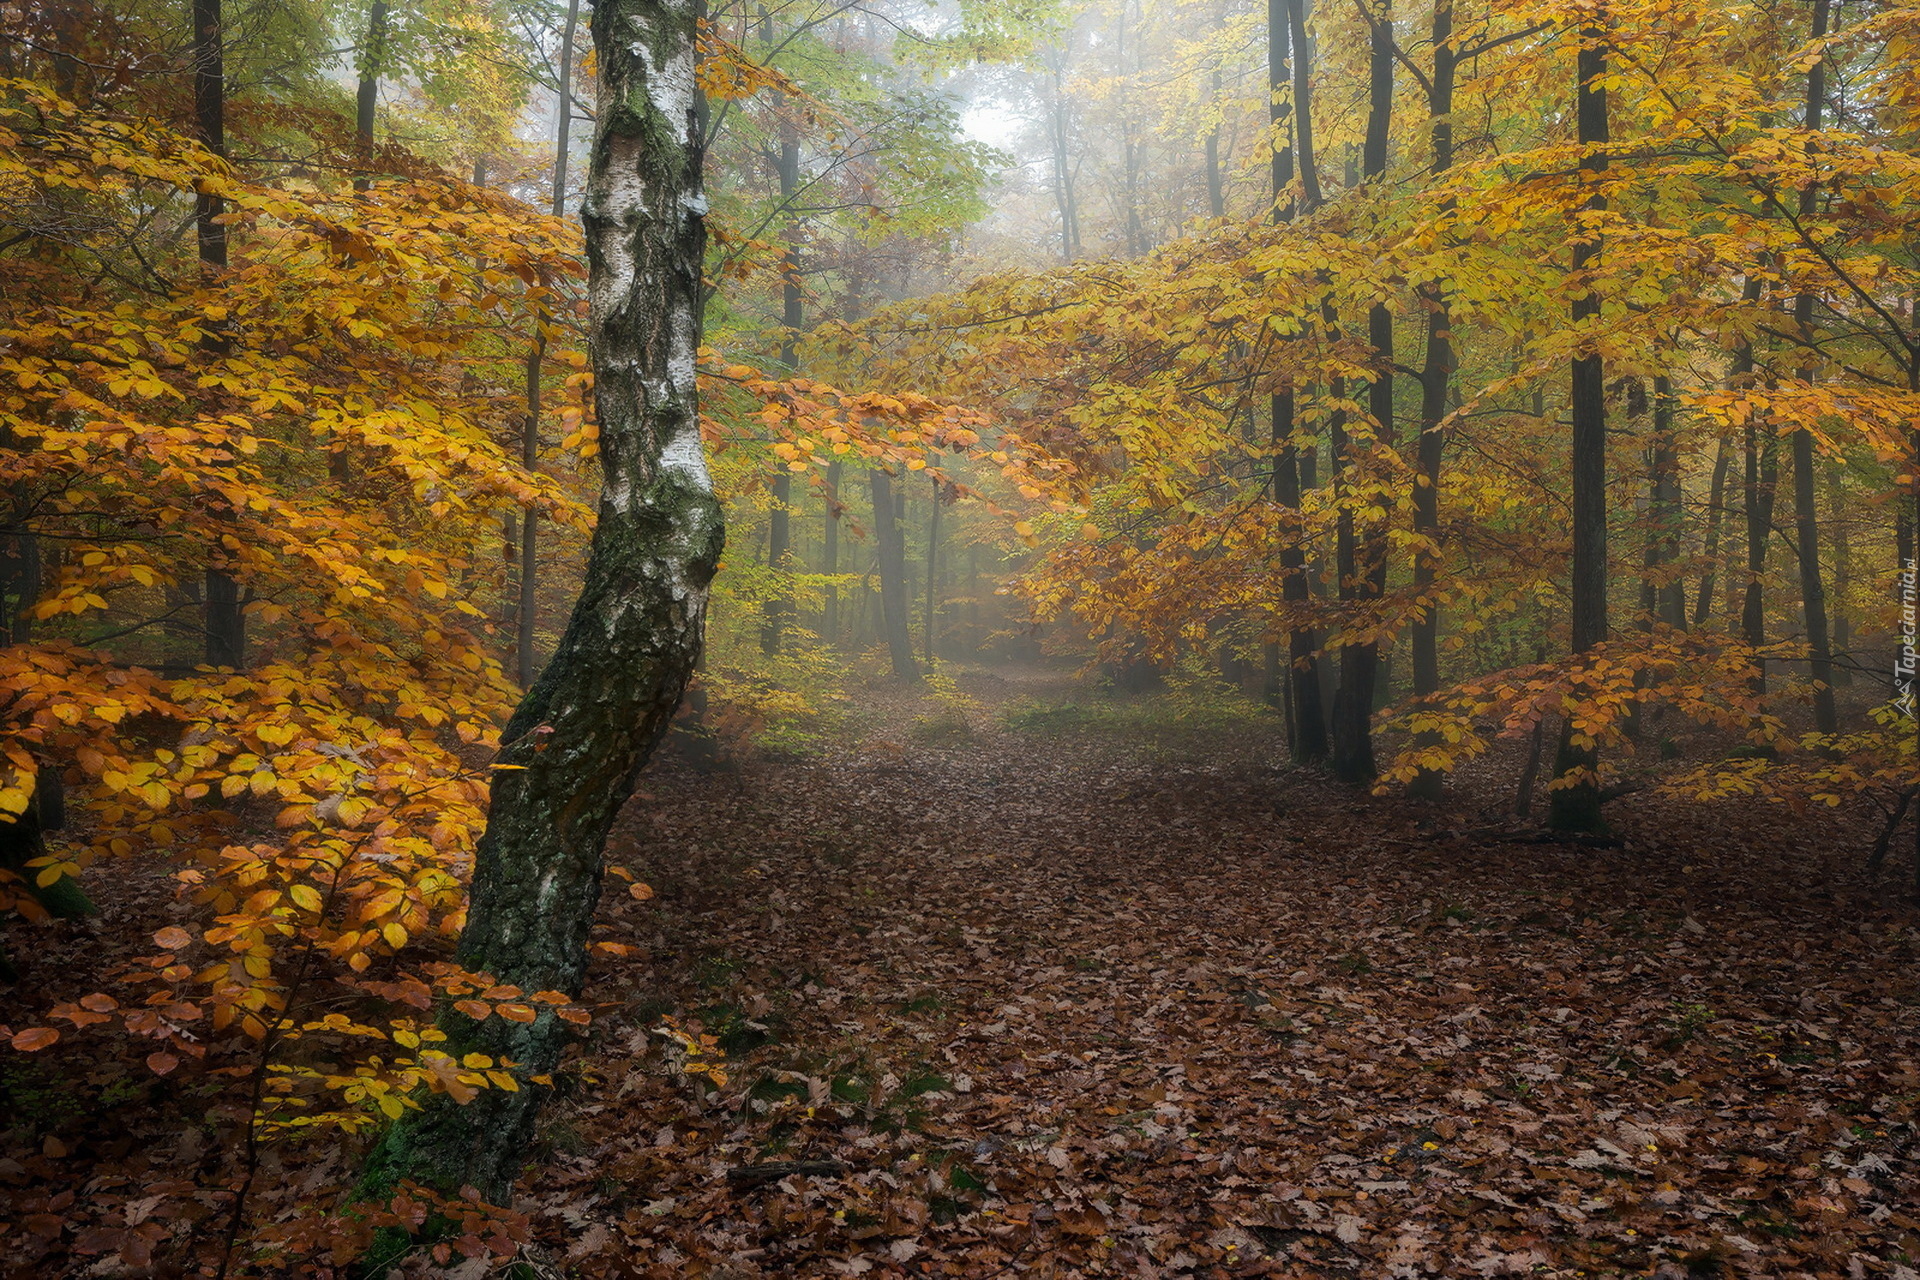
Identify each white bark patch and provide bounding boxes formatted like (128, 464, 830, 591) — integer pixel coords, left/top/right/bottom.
(588, 160, 645, 331)
(668, 300, 697, 390)
(628, 30, 695, 138)
(657, 425, 708, 487)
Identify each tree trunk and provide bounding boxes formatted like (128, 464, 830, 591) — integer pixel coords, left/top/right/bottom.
(0, 534, 90, 938)
(516, 0, 581, 688)
(1204, 68, 1225, 219)
(1646, 376, 1685, 628)
(1693, 434, 1731, 627)
(1047, 56, 1080, 262)
(193, 0, 244, 669)
(352, 0, 388, 195)
(1791, 0, 1838, 733)
(1286, 0, 1322, 208)
(363, 0, 721, 1205)
(1407, 0, 1456, 799)
(761, 68, 800, 655)
(924, 477, 941, 664)
(870, 468, 917, 679)
(0, 771, 90, 928)
(1826, 463, 1851, 684)
(1329, 0, 1392, 787)
(822, 459, 842, 645)
(1269, 0, 1327, 762)
(1548, 22, 1610, 833)
(336, 0, 389, 485)
(1732, 272, 1775, 686)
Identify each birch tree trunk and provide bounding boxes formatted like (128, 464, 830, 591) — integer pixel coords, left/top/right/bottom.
(364, 0, 721, 1205)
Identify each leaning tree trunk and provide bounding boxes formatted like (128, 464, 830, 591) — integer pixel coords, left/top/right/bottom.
(1548, 20, 1610, 833)
(364, 0, 721, 1205)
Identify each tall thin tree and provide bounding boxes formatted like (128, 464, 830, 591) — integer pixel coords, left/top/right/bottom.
(1790, 0, 1839, 733)
(1737, 273, 1776, 684)
(352, 0, 387, 195)
(1549, 15, 1611, 832)
(194, 0, 244, 668)
(870, 467, 917, 678)
(761, 32, 800, 655)
(1328, 0, 1393, 786)
(1269, 0, 1328, 762)
(336, 0, 388, 486)
(1407, 0, 1457, 798)
(516, 0, 581, 687)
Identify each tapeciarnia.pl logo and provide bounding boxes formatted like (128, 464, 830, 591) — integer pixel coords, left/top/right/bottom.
(1897, 559, 1917, 720)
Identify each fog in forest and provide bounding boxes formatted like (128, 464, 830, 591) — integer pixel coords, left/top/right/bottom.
(3, 0, 1919, 1274)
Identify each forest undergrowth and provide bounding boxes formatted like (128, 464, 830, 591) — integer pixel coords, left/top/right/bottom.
(4, 665, 1918, 1278)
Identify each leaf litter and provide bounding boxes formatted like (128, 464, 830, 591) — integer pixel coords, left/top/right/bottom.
(1, 668, 1915, 1277)
(514, 669, 1920, 1279)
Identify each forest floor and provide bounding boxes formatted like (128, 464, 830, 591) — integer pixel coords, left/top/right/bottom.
(4, 662, 1920, 1279)
(513, 663, 1920, 1279)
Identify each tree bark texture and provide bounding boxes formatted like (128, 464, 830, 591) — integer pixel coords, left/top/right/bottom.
(1269, 0, 1327, 762)
(1549, 23, 1610, 832)
(1791, 0, 1838, 733)
(1329, 0, 1391, 786)
(193, 0, 245, 669)
(761, 84, 800, 654)
(1407, 0, 1456, 799)
(364, 0, 721, 1205)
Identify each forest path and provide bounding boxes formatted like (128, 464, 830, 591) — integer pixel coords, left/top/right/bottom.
(526, 666, 1920, 1279)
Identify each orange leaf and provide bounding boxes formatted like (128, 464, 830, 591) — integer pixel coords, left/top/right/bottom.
(495, 1003, 537, 1024)
(11, 1027, 58, 1051)
(146, 1051, 180, 1075)
(153, 926, 192, 949)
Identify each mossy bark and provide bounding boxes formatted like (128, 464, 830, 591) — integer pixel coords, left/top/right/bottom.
(363, 0, 720, 1207)
(1, 772, 94, 979)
